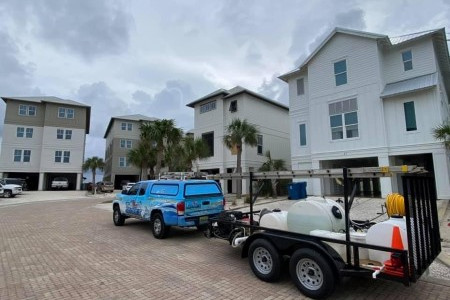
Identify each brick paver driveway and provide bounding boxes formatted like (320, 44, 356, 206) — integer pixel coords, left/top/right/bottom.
(1, 198, 449, 300)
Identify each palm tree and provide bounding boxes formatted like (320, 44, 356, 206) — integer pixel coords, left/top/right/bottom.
(223, 118, 258, 198)
(82, 156, 105, 194)
(182, 136, 210, 171)
(140, 119, 183, 176)
(128, 142, 157, 180)
(259, 151, 286, 198)
(434, 123, 450, 149)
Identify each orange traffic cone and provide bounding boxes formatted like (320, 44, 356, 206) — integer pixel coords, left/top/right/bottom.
(384, 226, 405, 277)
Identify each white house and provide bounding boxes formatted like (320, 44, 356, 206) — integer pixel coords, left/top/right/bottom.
(280, 28, 450, 199)
(186, 86, 291, 194)
(0, 96, 91, 190)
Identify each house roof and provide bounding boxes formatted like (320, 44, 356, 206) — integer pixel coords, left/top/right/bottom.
(279, 27, 449, 85)
(186, 86, 288, 110)
(1, 96, 91, 134)
(381, 73, 438, 99)
(103, 114, 159, 138)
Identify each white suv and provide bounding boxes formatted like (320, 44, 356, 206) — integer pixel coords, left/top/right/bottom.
(0, 180, 23, 198)
(51, 177, 69, 189)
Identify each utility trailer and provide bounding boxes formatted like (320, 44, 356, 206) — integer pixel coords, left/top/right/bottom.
(205, 166, 441, 299)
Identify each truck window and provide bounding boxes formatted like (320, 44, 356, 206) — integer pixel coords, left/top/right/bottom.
(184, 183, 221, 197)
(128, 184, 140, 195)
(139, 182, 149, 195)
(150, 184, 179, 196)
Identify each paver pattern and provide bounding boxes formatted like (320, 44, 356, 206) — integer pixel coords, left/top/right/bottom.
(0, 198, 449, 300)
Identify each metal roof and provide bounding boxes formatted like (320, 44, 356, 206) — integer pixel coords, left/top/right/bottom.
(381, 73, 438, 99)
(186, 86, 288, 110)
(103, 114, 159, 138)
(1, 96, 91, 134)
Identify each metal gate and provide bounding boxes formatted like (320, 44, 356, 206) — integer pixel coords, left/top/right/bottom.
(402, 175, 441, 281)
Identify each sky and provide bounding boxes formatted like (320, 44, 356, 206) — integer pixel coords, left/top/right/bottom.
(1, 0, 450, 161)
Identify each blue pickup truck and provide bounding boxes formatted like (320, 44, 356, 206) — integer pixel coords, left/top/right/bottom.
(112, 179, 225, 238)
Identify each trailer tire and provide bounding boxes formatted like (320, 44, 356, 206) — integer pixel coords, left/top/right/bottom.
(152, 213, 169, 239)
(248, 238, 281, 282)
(289, 248, 335, 299)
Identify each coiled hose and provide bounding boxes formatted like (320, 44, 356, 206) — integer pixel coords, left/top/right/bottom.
(386, 193, 405, 217)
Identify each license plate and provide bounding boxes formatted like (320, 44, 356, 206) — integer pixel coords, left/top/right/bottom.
(199, 216, 208, 224)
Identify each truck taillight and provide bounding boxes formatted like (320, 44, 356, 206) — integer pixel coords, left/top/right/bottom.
(222, 197, 226, 208)
(177, 202, 185, 216)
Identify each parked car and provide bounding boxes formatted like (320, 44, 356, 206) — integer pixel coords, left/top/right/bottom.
(122, 182, 135, 192)
(51, 177, 69, 189)
(112, 179, 225, 238)
(0, 178, 27, 190)
(96, 181, 114, 193)
(0, 181, 23, 198)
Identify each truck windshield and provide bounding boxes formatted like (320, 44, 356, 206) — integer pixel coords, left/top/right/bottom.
(184, 183, 221, 197)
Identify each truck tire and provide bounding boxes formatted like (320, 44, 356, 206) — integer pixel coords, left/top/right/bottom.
(113, 206, 125, 226)
(152, 213, 169, 239)
(289, 248, 335, 299)
(248, 238, 281, 282)
(3, 190, 12, 198)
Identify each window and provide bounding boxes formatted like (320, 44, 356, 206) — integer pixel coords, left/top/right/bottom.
(334, 60, 347, 86)
(202, 132, 214, 157)
(119, 157, 129, 167)
(17, 127, 24, 138)
(120, 139, 125, 148)
(329, 99, 358, 140)
(299, 124, 307, 146)
(229, 100, 237, 112)
(200, 101, 216, 113)
(17, 127, 33, 138)
(23, 150, 31, 162)
(57, 129, 64, 139)
(13, 149, 31, 162)
(257, 135, 263, 155)
(26, 128, 33, 138)
(55, 151, 62, 162)
(297, 78, 305, 95)
(57, 129, 72, 139)
(121, 122, 132, 131)
(58, 107, 75, 119)
(63, 151, 70, 163)
(402, 50, 413, 71)
(127, 140, 132, 148)
(404, 101, 417, 131)
(14, 150, 22, 162)
(120, 139, 132, 148)
(18, 105, 36, 116)
(65, 130, 72, 140)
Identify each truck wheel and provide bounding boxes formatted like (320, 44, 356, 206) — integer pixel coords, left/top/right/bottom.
(248, 238, 281, 282)
(113, 206, 125, 226)
(3, 190, 12, 198)
(289, 248, 335, 299)
(152, 213, 169, 239)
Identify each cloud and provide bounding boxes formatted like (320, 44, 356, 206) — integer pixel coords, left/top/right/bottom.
(258, 74, 289, 105)
(2, 0, 133, 61)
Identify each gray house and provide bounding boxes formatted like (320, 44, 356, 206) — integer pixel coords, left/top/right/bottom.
(0, 96, 91, 190)
(103, 114, 158, 188)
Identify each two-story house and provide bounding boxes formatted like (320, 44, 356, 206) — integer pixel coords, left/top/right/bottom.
(0, 96, 91, 190)
(103, 114, 158, 188)
(187, 86, 291, 194)
(280, 28, 450, 199)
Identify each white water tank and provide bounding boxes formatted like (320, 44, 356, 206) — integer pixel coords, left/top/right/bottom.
(366, 217, 408, 264)
(287, 197, 346, 234)
(310, 229, 369, 260)
(259, 211, 288, 231)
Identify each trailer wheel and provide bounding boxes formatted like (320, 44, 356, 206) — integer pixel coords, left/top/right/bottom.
(248, 238, 281, 282)
(289, 248, 335, 299)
